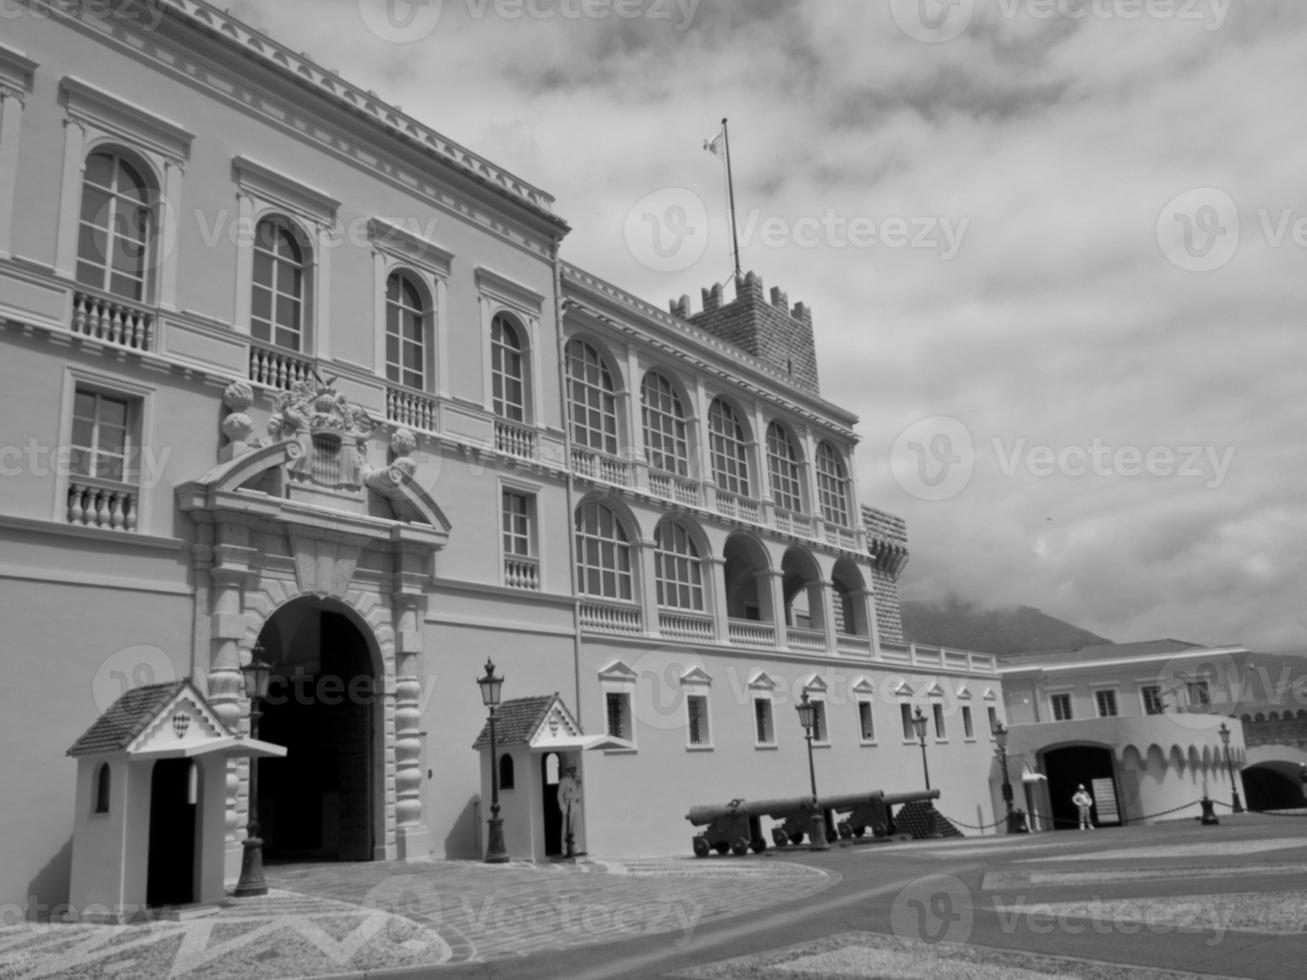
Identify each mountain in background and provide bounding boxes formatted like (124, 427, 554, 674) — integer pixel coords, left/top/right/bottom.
(900, 597, 1110, 656)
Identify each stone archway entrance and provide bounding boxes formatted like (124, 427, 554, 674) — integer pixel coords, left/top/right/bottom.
(1042, 744, 1120, 830)
(256, 598, 379, 862)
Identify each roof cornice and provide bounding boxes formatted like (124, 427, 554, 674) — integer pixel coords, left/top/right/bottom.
(561, 264, 860, 438)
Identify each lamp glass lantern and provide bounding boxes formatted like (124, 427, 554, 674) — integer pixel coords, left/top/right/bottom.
(993, 720, 1009, 751)
(478, 659, 504, 708)
(796, 692, 815, 731)
(911, 706, 928, 741)
(241, 647, 272, 700)
(1218, 722, 1231, 746)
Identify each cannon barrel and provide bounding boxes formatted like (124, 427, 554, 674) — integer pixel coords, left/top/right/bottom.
(686, 795, 817, 826)
(819, 790, 886, 812)
(882, 788, 941, 806)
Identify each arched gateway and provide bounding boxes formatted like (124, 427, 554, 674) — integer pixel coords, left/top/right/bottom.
(178, 379, 450, 875)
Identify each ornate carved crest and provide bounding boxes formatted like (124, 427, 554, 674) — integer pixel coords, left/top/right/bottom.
(267, 373, 375, 490)
(171, 712, 191, 739)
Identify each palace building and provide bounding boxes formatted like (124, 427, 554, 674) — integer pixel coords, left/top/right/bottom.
(0, 1, 1006, 916)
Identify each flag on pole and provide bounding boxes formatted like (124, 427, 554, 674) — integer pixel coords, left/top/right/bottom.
(703, 126, 725, 158)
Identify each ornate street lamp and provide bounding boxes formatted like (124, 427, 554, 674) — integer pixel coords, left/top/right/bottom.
(1218, 722, 1244, 813)
(234, 644, 272, 898)
(478, 658, 509, 863)
(795, 693, 829, 852)
(993, 720, 1023, 833)
(912, 706, 931, 792)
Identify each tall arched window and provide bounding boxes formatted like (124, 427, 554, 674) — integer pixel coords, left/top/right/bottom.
(766, 422, 804, 513)
(654, 520, 704, 610)
(575, 499, 633, 600)
(385, 272, 426, 389)
(251, 217, 307, 351)
(708, 398, 749, 496)
(815, 442, 851, 526)
(641, 372, 689, 475)
(491, 313, 527, 421)
(566, 339, 618, 454)
(76, 150, 153, 302)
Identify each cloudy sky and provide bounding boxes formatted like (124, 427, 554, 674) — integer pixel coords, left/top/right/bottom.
(230, 0, 1307, 652)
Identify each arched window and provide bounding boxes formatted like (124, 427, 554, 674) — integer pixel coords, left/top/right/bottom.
(385, 272, 426, 389)
(654, 521, 704, 610)
(491, 313, 527, 421)
(94, 763, 111, 814)
(575, 499, 632, 600)
(766, 422, 804, 513)
(815, 442, 851, 526)
(566, 339, 618, 454)
(251, 217, 307, 351)
(76, 150, 153, 302)
(708, 398, 749, 496)
(641, 372, 689, 475)
(499, 753, 515, 790)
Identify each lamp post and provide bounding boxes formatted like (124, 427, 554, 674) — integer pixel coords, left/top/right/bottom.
(1218, 722, 1244, 813)
(912, 706, 931, 792)
(993, 720, 1023, 833)
(795, 693, 829, 852)
(478, 658, 509, 864)
(234, 644, 272, 898)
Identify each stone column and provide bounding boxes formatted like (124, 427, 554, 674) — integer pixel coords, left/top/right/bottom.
(706, 556, 729, 644)
(392, 592, 429, 860)
(0, 87, 25, 258)
(637, 537, 659, 635)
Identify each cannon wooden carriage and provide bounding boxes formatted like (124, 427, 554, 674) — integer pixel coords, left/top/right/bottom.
(684, 796, 818, 857)
(770, 788, 941, 845)
(685, 788, 944, 856)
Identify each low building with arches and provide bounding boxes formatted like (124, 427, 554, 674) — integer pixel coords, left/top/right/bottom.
(998, 640, 1251, 830)
(0, 4, 1008, 916)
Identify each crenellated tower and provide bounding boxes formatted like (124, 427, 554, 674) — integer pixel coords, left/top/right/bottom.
(669, 271, 820, 394)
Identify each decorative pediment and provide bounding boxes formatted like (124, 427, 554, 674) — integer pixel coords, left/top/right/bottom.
(130, 686, 228, 755)
(803, 675, 828, 694)
(598, 661, 637, 684)
(893, 681, 914, 697)
(956, 685, 973, 701)
(852, 677, 875, 696)
(983, 687, 999, 702)
(527, 696, 584, 747)
(748, 671, 777, 692)
(925, 681, 945, 698)
(679, 667, 713, 687)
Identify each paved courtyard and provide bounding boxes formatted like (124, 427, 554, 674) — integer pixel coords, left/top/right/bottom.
(4, 815, 1307, 979)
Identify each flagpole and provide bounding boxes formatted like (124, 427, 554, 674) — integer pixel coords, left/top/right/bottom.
(721, 118, 742, 282)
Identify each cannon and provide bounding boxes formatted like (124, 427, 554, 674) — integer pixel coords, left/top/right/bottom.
(770, 788, 943, 844)
(685, 797, 803, 856)
(686, 788, 944, 855)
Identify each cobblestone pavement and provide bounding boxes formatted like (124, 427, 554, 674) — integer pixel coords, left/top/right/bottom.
(0, 855, 836, 979)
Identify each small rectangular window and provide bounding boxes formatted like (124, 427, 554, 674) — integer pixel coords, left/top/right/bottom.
(858, 702, 875, 742)
(1051, 693, 1073, 722)
(987, 705, 998, 731)
(932, 702, 946, 739)
(962, 705, 974, 739)
(65, 384, 142, 532)
(687, 694, 710, 747)
(605, 692, 631, 741)
(1095, 690, 1118, 718)
(1141, 685, 1165, 715)
(1186, 680, 1211, 711)
(901, 703, 915, 740)
(754, 698, 775, 746)
(811, 700, 827, 743)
